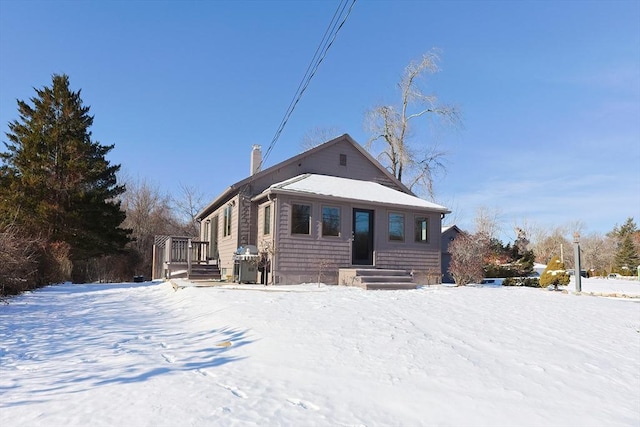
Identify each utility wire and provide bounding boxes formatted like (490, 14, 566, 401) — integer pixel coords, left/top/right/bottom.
(260, 0, 357, 168)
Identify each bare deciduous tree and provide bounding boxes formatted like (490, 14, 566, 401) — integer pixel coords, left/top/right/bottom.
(531, 226, 571, 265)
(580, 232, 616, 275)
(365, 49, 461, 198)
(174, 183, 207, 237)
(258, 239, 277, 285)
(300, 126, 342, 152)
(474, 206, 502, 241)
(448, 232, 488, 286)
(315, 258, 332, 287)
(0, 224, 43, 297)
(120, 178, 182, 276)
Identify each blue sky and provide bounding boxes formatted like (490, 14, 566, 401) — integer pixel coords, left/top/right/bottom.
(1, 0, 639, 240)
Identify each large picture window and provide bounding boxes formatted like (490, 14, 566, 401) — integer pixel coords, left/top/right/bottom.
(388, 213, 405, 242)
(415, 216, 428, 243)
(264, 205, 271, 235)
(322, 206, 340, 237)
(223, 205, 232, 237)
(291, 203, 311, 235)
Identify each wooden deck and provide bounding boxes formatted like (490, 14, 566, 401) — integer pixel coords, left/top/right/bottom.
(152, 236, 221, 281)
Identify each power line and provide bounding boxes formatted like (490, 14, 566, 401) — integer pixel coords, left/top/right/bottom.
(260, 0, 357, 168)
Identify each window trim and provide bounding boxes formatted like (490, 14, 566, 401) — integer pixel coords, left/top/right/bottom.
(321, 205, 341, 237)
(388, 212, 405, 242)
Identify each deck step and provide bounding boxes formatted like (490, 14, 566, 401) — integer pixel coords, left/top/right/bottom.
(188, 264, 221, 281)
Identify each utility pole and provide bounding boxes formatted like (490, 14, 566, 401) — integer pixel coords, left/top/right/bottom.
(573, 232, 582, 293)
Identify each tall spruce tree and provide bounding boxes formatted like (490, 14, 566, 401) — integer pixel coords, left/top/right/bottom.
(614, 234, 639, 274)
(0, 74, 129, 265)
(609, 218, 639, 274)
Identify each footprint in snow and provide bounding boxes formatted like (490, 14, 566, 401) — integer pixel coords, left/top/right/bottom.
(161, 353, 176, 364)
(195, 368, 218, 378)
(213, 407, 231, 416)
(217, 383, 248, 399)
(287, 398, 319, 411)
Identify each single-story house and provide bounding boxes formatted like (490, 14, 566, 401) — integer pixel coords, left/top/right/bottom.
(157, 134, 451, 287)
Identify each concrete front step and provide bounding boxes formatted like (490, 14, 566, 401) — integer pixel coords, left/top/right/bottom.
(338, 268, 416, 290)
(364, 282, 418, 290)
(353, 269, 410, 277)
(359, 275, 413, 283)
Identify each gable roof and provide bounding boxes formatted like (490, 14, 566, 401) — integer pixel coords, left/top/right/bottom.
(254, 173, 450, 212)
(442, 224, 463, 234)
(197, 134, 422, 219)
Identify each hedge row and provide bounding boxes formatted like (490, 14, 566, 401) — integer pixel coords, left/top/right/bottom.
(502, 277, 541, 287)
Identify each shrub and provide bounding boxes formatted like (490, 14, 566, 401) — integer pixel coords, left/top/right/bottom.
(448, 232, 488, 286)
(539, 255, 570, 289)
(503, 277, 541, 287)
(0, 224, 42, 296)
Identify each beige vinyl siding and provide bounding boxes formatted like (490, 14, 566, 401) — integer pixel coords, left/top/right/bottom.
(274, 196, 350, 284)
(256, 200, 275, 250)
(207, 195, 240, 277)
(374, 209, 442, 283)
(375, 248, 441, 284)
(375, 249, 440, 272)
(272, 196, 443, 285)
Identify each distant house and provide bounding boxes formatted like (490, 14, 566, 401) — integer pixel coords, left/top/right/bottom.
(154, 134, 450, 287)
(532, 263, 547, 277)
(441, 225, 463, 283)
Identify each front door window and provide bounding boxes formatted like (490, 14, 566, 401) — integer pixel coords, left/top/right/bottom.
(352, 208, 374, 265)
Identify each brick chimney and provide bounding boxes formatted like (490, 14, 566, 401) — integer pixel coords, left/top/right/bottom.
(250, 145, 262, 176)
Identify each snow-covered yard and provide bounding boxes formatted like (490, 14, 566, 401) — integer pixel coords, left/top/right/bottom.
(1, 278, 639, 426)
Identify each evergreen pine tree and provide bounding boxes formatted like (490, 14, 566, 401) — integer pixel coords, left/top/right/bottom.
(1, 74, 130, 269)
(610, 217, 637, 239)
(539, 255, 570, 290)
(614, 234, 639, 275)
(609, 218, 639, 274)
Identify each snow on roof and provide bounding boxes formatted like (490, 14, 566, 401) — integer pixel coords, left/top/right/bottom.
(262, 174, 449, 212)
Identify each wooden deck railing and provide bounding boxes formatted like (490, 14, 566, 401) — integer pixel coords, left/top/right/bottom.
(152, 236, 215, 280)
(167, 237, 209, 263)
